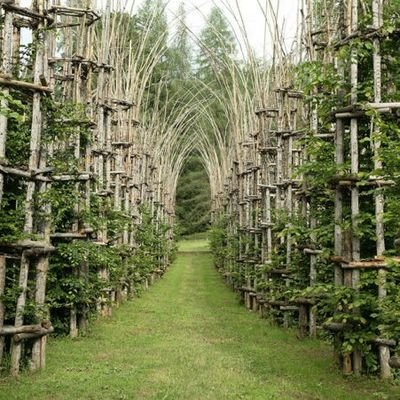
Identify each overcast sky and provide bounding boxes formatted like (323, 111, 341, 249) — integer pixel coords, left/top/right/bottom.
(20, 0, 300, 59)
(134, 0, 300, 59)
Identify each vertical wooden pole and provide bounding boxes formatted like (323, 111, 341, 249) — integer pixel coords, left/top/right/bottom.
(299, 304, 308, 338)
(309, 218, 318, 337)
(0, 4, 10, 365)
(31, 257, 49, 370)
(10, 253, 29, 376)
(0, 4, 14, 204)
(335, 119, 344, 286)
(349, 0, 362, 375)
(371, 0, 391, 379)
(94, 0, 112, 317)
(11, 0, 46, 375)
(0, 256, 5, 364)
(31, 0, 52, 367)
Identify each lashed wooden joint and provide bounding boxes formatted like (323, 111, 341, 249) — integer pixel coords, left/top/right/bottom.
(389, 356, 400, 369)
(2, 2, 54, 23)
(372, 338, 396, 347)
(323, 322, 347, 331)
(303, 248, 323, 255)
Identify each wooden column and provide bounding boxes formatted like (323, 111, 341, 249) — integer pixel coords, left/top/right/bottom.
(349, 0, 362, 375)
(11, 0, 49, 375)
(371, 0, 391, 379)
(0, 256, 5, 364)
(0, 2, 14, 204)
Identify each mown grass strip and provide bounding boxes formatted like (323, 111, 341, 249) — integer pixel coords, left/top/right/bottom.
(178, 238, 209, 253)
(0, 241, 398, 399)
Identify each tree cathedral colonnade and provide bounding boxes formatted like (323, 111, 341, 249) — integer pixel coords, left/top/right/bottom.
(212, 0, 400, 379)
(0, 0, 176, 375)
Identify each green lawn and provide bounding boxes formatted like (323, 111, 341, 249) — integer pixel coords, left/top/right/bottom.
(1, 240, 399, 399)
(178, 232, 210, 252)
(178, 238, 209, 252)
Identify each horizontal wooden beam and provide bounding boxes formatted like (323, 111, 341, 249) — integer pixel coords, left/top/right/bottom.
(0, 74, 52, 93)
(2, 2, 54, 22)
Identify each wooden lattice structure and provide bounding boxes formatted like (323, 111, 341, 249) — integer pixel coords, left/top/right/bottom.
(0, 0, 175, 376)
(2, 0, 400, 382)
(330, 0, 400, 378)
(214, 0, 400, 379)
(0, 0, 55, 375)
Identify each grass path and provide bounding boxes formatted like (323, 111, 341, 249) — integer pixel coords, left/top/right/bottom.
(1, 240, 399, 399)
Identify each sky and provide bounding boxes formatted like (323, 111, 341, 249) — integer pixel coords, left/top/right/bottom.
(174, 0, 298, 55)
(161, 0, 300, 58)
(19, 0, 300, 59)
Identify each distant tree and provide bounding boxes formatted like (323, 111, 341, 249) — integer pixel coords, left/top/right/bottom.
(196, 6, 237, 83)
(194, 7, 237, 151)
(176, 154, 211, 236)
(136, 0, 169, 110)
(169, 2, 192, 81)
(165, 2, 195, 115)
